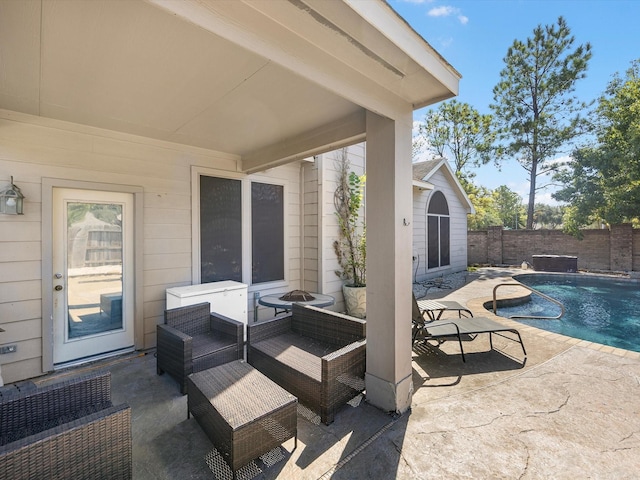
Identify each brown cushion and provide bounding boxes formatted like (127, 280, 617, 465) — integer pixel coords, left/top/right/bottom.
(252, 333, 337, 382)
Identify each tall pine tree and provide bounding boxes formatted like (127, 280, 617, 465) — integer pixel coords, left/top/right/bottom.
(491, 17, 591, 229)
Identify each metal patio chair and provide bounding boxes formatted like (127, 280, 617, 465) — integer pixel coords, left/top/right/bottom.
(412, 294, 526, 362)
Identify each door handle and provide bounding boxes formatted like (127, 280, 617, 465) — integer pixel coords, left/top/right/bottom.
(55, 273, 63, 279)
(54, 285, 63, 291)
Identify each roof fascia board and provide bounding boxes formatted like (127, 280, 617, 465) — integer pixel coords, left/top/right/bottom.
(432, 159, 475, 214)
(343, 0, 460, 100)
(283, 0, 459, 108)
(412, 179, 434, 190)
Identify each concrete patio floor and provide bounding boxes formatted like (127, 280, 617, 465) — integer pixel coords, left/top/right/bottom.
(36, 268, 640, 479)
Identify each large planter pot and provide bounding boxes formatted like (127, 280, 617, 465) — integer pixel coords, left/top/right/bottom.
(342, 285, 366, 319)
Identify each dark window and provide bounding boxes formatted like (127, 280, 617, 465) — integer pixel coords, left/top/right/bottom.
(200, 176, 242, 283)
(440, 217, 450, 266)
(251, 182, 284, 284)
(428, 191, 449, 215)
(427, 191, 450, 269)
(427, 215, 440, 268)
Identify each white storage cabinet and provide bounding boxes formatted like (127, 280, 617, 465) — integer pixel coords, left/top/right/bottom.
(166, 281, 248, 332)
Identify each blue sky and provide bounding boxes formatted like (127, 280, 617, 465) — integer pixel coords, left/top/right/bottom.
(389, 0, 640, 205)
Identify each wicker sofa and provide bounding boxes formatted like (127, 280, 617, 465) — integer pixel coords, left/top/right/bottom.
(247, 303, 366, 425)
(0, 371, 132, 480)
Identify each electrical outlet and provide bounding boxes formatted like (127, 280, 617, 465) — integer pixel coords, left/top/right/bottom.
(0, 344, 17, 354)
(254, 292, 260, 299)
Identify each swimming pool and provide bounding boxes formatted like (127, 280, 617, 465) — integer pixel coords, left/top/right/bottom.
(494, 273, 640, 353)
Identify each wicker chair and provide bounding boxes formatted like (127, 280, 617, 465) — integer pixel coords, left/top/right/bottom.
(157, 302, 244, 394)
(0, 371, 131, 480)
(248, 303, 366, 425)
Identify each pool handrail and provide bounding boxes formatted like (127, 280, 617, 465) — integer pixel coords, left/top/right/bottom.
(492, 283, 565, 320)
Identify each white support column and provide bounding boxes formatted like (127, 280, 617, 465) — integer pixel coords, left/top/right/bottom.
(364, 110, 414, 415)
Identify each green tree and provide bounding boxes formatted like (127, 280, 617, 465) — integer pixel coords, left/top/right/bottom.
(466, 184, 502, 230)
(412, 133, 425, 161)
(67, 203, 121, 227)
(532, 203, 565, 229)
(493, 185, 526, 229)
(418, 100, 494, 182)
(491, 16, 592, 229)
(554, 59, 640, 233)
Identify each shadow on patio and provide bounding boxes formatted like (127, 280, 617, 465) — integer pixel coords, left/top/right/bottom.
(26, 268, 640, 479)
(36, 350, 407, 480)
(412, 341, 526, 389)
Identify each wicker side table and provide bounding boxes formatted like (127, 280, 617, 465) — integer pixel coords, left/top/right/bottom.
(187, 360, 297, 476)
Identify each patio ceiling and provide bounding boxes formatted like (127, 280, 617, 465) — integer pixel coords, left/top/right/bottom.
(0, 0, 460, 173)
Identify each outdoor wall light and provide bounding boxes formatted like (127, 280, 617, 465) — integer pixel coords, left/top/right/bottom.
(0, 176, 25, 215)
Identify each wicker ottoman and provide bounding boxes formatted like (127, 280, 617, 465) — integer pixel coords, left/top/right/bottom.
(187, 360, 297, 476)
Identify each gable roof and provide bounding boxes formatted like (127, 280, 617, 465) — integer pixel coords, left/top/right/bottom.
(412, 159, 475, 214)
(412, 159, 440, 182)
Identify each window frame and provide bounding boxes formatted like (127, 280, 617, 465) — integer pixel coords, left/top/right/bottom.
(426, 190, 451, 270)
(191, 166, 288, 289)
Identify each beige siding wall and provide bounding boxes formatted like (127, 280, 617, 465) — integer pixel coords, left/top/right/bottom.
(302, 161, 319, 293)
(319, 144, 366, 313)
(0, 112, 303, 382)
(412, 169, 468, 281)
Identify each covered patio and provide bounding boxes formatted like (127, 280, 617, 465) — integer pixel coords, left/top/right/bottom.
(34, 268, 640, 478)
(0, 0, 461, 414)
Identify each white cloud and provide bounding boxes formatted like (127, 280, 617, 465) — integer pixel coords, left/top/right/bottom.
(504, 181, 528, 202)
(428, 6, 457, 17)
(535, 191, 563, 206)
(439, 36, 454, 48)
(427, 5, 469, 25)
(412, 120, 425, 141)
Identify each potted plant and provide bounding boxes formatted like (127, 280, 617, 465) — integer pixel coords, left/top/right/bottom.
(333, 149, 366, 318)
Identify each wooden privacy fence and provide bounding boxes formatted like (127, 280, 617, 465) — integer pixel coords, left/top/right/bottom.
(468, 224, 639, 273)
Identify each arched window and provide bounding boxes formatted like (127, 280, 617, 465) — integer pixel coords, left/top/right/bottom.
(427, 191, 450, 269)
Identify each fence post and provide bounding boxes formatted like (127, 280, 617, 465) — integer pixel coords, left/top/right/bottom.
(487, 226, 503, 265)
(610, 223, 633, 272)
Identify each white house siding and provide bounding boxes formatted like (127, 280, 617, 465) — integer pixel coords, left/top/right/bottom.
(302, 160, 319, 294)
(0, 112, 303, 383)
(318, 144, 366, 313)
(412, 169, 468, 282)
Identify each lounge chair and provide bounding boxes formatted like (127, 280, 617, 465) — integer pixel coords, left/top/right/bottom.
(415, 298, 473, 320)
(412, 294, 526, 362)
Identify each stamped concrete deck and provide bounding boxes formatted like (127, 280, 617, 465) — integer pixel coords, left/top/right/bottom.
(36, 268, 640, 479)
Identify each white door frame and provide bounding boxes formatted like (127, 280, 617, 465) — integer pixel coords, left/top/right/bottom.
(42, 179, 143, 373)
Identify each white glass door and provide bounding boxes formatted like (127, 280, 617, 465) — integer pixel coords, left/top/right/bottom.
(52, 188, 134, 366)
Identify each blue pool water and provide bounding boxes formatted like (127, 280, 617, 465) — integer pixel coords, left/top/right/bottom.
(495, 274, 640, 353)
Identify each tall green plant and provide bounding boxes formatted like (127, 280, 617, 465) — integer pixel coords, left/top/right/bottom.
(333, 150, 366, 287)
